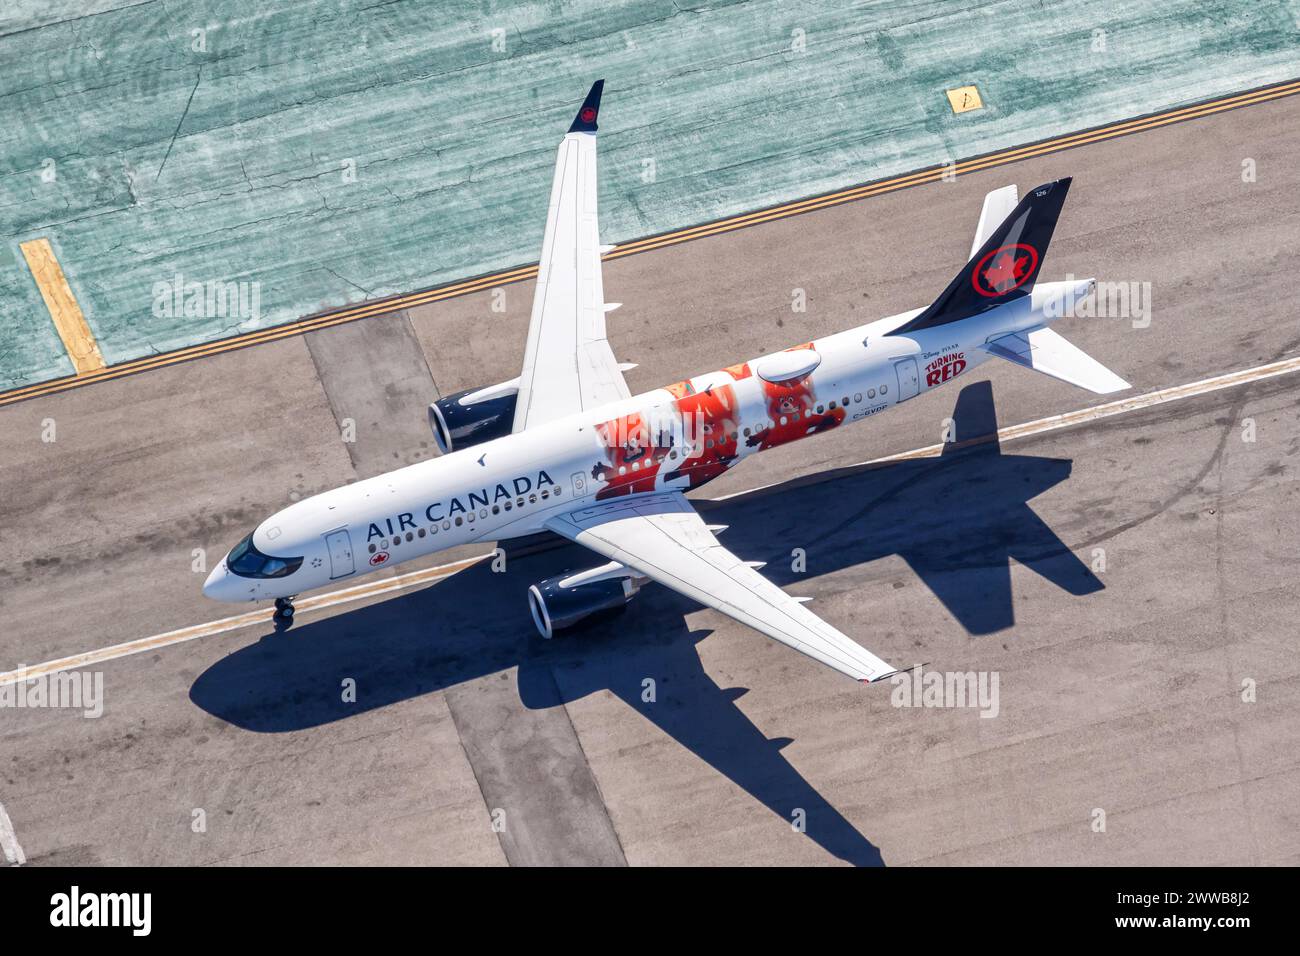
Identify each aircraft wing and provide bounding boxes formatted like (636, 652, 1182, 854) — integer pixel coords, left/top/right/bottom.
(545, 492, 900, 683)
(512, 80, 631, 433)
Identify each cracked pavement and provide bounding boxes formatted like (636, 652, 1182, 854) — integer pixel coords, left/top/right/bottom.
(1, 0, 1298, 392)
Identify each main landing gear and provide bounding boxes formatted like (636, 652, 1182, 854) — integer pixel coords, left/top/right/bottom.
(274, 596, 296, 622)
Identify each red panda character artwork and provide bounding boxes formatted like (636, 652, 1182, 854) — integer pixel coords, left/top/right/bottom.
(662, 376, 742, 490)
(746, 373, 845, 451)
(591, 410, 674, 500)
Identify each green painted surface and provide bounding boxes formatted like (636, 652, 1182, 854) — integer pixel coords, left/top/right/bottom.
(1, 0, 1297, 389)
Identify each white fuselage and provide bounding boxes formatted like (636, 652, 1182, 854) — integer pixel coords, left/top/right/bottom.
(202, 281, 1083, 603)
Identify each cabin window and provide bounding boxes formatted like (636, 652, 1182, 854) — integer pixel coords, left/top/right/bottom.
(881, 384, 888, 394)
(418, 528, 426, 538)
(841, 396, 850, 405)
(455, 517, 463, 526)
(467, 513, 474, 523)
(517, 497, 525, 508)
(529, 494, 537, 504)
(854, 393, 862, 403)
(492, 505, 500, 515)
(779, 416, 788, 426)
(406, 532, 414, 542)
(368, 543, 377, 554)
(868, 389, 875, 398)
(443, 521, 451, 530)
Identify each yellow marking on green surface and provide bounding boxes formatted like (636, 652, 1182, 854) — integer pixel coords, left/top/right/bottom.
(1, 77, 1298, 409)
(946, 85, 984, 114)
(19, 238, 105, 375)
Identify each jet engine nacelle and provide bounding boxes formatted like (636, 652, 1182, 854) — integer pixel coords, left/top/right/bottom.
(527, 561, 644, 639)
(428, 379, 519, 454)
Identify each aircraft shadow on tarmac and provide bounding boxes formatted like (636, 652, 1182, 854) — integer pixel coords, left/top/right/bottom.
(190, 381, 1101, 866)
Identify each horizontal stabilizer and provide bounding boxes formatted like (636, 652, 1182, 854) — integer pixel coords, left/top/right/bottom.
(971, 185, 1019, 259)
(982, 325, 1129, 394)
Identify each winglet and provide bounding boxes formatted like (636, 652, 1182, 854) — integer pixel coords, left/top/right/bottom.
(568, 80, 604, 134)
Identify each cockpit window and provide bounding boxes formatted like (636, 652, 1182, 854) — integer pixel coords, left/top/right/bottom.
(226, 533, 303, 579)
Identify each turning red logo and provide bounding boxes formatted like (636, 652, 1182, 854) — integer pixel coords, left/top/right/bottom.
(926, 351, 966, 387)
(369, 551, 389, 566)
(579, 106, 597, 123)
(972, 243, 1038, 297)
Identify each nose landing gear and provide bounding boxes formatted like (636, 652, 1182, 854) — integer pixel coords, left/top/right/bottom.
(274, 597, 296, 622)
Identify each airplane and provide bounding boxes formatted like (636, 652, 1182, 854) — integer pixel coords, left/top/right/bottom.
(202, 79, 1129, 685)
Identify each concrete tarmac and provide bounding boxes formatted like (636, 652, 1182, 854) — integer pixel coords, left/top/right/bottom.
(0, 95, 1297, 865)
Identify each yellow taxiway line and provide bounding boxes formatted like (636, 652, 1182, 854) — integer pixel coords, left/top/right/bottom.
(0, 554, 485, 689)
(4, 352, 1300, 689)
(1, 77, 1297, 409)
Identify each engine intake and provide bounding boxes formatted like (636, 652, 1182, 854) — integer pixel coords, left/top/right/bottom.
(428, 384, 518, 454)
(528, 563, 643, 639)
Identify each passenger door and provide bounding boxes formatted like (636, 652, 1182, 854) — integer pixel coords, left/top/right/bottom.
(894, 358, 920, 402)
(325, 529, 355, 579)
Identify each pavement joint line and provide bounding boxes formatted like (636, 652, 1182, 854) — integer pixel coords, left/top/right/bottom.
(3, 354, 1299, 689)
(1, 77, 1297, 408)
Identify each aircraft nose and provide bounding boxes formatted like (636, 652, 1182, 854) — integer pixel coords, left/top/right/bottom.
(203, 563, 235, 601)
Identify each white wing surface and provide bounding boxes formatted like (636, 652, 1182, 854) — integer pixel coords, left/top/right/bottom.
(512, 80, 630, 432)
(546, 493, 900, 683)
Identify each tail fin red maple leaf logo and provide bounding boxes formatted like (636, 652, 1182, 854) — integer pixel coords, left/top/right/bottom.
(972, 243, 1039, 297)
